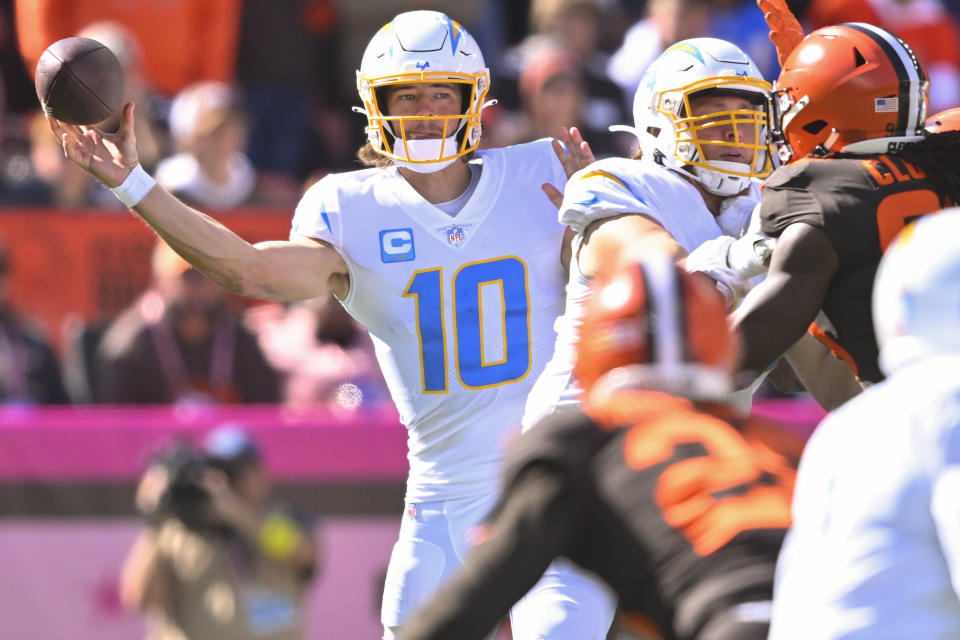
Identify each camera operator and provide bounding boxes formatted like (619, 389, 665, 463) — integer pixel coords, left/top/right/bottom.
(120, 426, 319, 640)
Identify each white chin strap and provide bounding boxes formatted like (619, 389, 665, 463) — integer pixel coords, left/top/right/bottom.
(692, 160, 752, 197)
(393, 135, 460, 173)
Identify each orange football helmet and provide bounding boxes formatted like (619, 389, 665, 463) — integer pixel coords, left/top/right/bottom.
(574, 254, 738, 402)
(772, 23, 929, 163)
(926, 107, 960, 133)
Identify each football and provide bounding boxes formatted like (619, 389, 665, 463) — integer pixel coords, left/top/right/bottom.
(34, 36, 123, 125)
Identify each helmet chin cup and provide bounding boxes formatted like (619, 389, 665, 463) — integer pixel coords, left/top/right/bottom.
(393, 136, 460, 173)
(693, 161, 752, 196)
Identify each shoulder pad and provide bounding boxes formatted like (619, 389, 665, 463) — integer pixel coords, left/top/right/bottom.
(559, 158, 659, 234)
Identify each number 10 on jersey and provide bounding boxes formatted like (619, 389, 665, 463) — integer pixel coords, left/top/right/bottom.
(404, 256, 532, 392)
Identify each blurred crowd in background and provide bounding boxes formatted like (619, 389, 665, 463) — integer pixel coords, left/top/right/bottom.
(3, 0, 960, 409)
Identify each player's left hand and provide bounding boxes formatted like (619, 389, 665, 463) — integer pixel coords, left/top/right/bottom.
(542, 126, 596, 208)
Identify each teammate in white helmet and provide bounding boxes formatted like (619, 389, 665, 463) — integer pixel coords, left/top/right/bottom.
(523, 37, 776, 436)
(44, 10, 600, 639)
(770, 209, 960, 639)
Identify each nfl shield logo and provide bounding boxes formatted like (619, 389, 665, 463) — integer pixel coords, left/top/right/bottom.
(446, 225, 465, 246)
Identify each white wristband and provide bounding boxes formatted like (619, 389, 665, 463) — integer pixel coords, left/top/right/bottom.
(110, 164, 156, 208)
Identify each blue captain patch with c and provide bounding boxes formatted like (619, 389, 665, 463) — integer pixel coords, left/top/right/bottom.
(380, 228, 416, 263)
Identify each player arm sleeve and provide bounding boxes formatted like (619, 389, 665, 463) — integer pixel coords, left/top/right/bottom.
(758, 179, 827, 239)
(290, 177, 341, 246)
(398, 465, 582, 640)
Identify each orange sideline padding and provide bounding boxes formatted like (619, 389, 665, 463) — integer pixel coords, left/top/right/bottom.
(0, 208, 293, 349)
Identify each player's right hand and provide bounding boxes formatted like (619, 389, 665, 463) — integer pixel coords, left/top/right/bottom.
(47, 101, 140, 188)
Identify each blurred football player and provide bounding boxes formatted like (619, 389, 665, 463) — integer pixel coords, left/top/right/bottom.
(732, 23, 960, 401)
(400, 253, 795, 640)
(45, 10, 608, 639)
(770, 209, 960, 639)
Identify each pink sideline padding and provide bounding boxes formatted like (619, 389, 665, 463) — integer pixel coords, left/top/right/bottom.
(0, 399, 825, 481)
(0, 404, 408, 481)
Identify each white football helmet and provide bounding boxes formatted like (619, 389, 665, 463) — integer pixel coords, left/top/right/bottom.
(873, 208, 960, 374)
(355, 11, 491, 171)
(623, 38, 774, 197)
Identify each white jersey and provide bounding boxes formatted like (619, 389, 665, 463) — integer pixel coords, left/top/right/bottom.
(291, 140, 568, 501)
(770, 354, 960, 640)
(522, 157, 759, 428)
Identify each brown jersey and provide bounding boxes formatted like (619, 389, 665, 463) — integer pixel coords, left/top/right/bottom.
(399, 391, 795, 640)
(760, 154, 950, 382)
(500, 392, 794, 638)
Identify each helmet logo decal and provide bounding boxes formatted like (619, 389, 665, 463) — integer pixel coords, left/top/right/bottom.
(641, 69, 657, 93)
(665, 43, 705, 64)
(416, 61, 430, 70)
(445, 16, 463, 54)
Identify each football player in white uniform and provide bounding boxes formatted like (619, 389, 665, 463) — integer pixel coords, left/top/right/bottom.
(46, 10, 604, 639)
(769, 209, 960, 639)
(524, 37, 775, 432)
